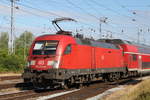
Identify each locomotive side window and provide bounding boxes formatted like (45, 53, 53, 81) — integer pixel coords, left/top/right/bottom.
(132, 54, 137, 61)
(33, 41, 58, 55)
(64, 44, 71, 54)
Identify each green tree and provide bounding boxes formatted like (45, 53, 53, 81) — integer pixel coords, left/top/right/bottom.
(0, 32, 8, 49)
(15, 31, 34, 49)
(0, 49, 25, 72)
(0, 31, 34, 73)
(15, 31, 34, 59)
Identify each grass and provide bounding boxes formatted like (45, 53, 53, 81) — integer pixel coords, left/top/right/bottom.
(102, 78, 150, 100)
(134, 79, 150, 100)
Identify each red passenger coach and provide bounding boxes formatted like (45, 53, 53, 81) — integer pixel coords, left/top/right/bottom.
(102, 39, 150, 75)
(22, 35, 126, 88)
(122, 43, 150, 74)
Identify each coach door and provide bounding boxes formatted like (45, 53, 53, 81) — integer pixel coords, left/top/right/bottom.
(128, 54, 138, 69)
(138, 55, 142, 70)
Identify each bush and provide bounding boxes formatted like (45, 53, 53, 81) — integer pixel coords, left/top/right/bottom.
(0, 49, 26, 73)
(0, 31, 33, 73)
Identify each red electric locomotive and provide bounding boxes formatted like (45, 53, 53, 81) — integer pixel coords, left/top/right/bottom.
(22, 34, 127, 88)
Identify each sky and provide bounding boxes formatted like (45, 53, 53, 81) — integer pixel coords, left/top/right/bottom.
(0, 0, 150, 44)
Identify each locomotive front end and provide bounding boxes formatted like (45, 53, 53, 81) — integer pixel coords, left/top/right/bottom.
(30, 40, 59, 70)
(22, 35, 72, 88)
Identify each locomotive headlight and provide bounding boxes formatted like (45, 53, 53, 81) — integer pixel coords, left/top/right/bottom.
(26, 60, 35, 67)
(52, 61, 58, 68)
(47, 61, 58, 68)
(30, 60, 36, 65)
(47, 61, 54, 66)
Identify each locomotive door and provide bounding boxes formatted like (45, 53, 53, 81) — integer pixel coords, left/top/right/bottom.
(91, 47, 96, 69)
(60, 44, 73, 69)
(128, 54, 132, 68)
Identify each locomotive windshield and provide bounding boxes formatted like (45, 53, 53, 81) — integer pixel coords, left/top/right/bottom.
(33, 41, 58, 55)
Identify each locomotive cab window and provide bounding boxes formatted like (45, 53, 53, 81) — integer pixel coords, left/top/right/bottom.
(64, 44, 71, 54)
(33, 41, 58, 55)
(34, 42, 45, 50)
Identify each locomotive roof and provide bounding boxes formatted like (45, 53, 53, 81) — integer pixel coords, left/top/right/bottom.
(35, 34, 73, 40)
(75, 38, 120, 49)
(36, 34, 120, 49)
(35, 34, 150, 52)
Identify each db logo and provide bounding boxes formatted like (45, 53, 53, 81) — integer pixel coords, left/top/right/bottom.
(38, 60, 44, 65)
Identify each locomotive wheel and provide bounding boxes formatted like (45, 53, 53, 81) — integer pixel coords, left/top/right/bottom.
(108, 73, 120, 82)
(108, 73, 114, 82)
(116, 72, 121, 80)
(75, 83, 83, 89)
(102, 73, 109, 82)
(61, 81, 69, 89)
(62, 84, 69, 89)
(24, 78, 30, 83)
(122, 72, 128, 78)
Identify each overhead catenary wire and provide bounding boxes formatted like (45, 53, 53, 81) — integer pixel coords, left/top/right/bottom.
(6, 0, 101, 29)
(5, 0, 64, 17)
(114, 0, 150, 28)
(10, 4, 138, 41)
(89, 0, 149, 28)
(90, 0, 135, 20)
(43, 0, 126, 29)
(0, 0, 142, 42)
(113, 0, 150, 44)
(65, 0, 119, 31)
(0, 1, 95, 37)
(3, 0, 119, 29)
(0, 2, 50, 21)
(18, 0, 103, 33)
(65, 0, 100, 20)
(81, 0, 105, 17)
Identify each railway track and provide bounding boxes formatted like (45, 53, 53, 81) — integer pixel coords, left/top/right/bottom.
(0, 76, 21, 81)
(0, 88, 73, 100)
(46, 83, 115, 100)
(47, 78, 142, 100)
(0, 75, 23, 90)
(0, 90, 34, 100)
(0, 82, 33, 90)
(0, 77, 144, 100)
(0, 83, 19, 90)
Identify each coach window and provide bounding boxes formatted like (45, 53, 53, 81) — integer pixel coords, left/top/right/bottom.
(64, 44, 71, 54)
